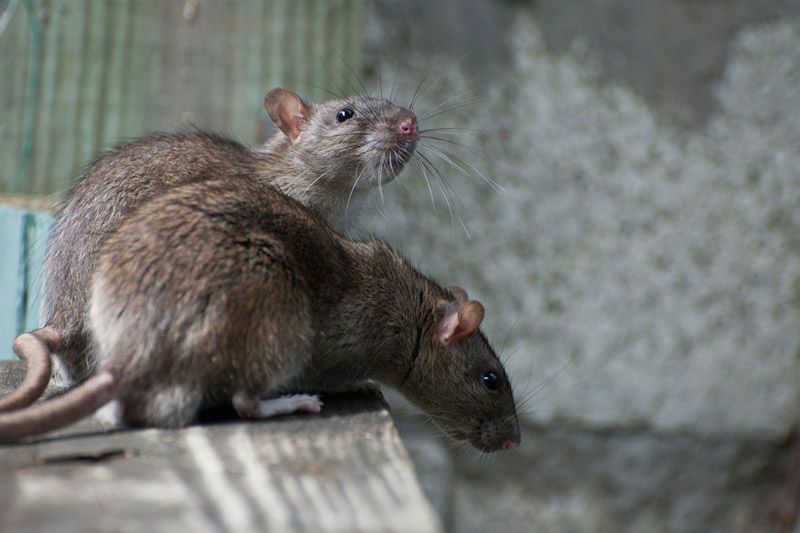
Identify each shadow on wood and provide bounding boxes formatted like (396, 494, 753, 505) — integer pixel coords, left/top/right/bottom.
(0, 361, 442, 533)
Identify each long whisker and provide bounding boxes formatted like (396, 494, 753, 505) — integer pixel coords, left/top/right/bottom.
(413, 154, 437, 210)
(419, 126, 489, 142)
(344, 166, 364, 228)
(421, 142, 504, 192)
(418, 132, 498, 162)
(415, 150, 471, 236)
(302, 168, 334, 194)
(377, 155, 386, 205)
(326, 43, 370, 98)
(413, 51, 473, 108)
(528, 358, 574, 401)
(418, 92, 494, 123)
(364, 24, 384, 99)
(499, 314, 525, 363)
(311, 43, 347, 99)
(298, 78, 344, 100)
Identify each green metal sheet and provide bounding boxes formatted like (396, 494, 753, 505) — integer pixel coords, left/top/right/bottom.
(0, 204, 52, 360)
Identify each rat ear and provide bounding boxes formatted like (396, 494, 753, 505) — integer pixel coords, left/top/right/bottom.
(445, 286, 468, 304)
(264, 88, 309, 144)
(436, 300, 485, 348)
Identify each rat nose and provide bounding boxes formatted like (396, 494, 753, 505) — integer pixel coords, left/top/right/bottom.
(398, 117, 417, 137)
(501, 439, 519, 451)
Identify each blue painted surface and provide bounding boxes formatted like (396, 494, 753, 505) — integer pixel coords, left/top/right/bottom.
(0, 205, 53, 360)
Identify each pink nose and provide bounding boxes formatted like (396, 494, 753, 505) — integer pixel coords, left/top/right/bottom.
(501, 439, 519, 451)
(399, 117, 417, 137)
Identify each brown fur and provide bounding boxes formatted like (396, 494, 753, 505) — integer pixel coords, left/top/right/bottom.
(1, 179, 519, 452)
(10, 89, 417, 404)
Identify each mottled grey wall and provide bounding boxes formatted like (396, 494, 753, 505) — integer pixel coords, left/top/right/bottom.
(361, 2, 800, 531)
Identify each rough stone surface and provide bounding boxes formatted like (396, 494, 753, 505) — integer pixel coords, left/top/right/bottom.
(447, 425, 789, 533)
(365, 1, 800, 531)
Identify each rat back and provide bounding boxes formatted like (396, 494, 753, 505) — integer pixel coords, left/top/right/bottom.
(42, 133, 267, 381)
(87, 178, 348, 426)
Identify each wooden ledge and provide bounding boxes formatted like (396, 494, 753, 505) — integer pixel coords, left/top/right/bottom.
(0, 361, 442, 533)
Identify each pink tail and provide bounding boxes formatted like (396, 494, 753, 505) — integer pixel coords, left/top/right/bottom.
(0, 326, 61, 413)
(0, 370, 117, 441)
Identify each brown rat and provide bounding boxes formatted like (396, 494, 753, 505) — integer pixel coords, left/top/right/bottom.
(0, 178, 520, 453)
(1, 88, 418, 412)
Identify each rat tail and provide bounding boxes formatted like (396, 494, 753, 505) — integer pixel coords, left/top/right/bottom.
(0, 370, 117, 441)
(0, 326, 61, 413)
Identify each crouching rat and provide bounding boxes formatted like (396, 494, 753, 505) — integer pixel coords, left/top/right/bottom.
(2, 88, 419, 412)
(0, 178, 520, 453)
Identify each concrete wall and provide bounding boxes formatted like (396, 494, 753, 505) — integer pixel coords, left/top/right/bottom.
(361, 2, 800, 531)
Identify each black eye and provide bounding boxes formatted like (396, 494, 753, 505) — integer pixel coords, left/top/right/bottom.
(482, 371, 499, 392)
(336, 108, 355, 122)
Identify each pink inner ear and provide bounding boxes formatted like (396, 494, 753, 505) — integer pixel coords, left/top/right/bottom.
(457, 301, 484, 337)
(264, 88, 308, 143)
(437, 300, 485, 347)
(436, 311, 460, 344)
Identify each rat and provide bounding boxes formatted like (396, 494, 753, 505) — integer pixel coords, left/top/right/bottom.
(0, 88, 419, 413)
(0, 177, 521, 453)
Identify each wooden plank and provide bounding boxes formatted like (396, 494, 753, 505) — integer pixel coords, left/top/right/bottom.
(0, 362, 442, 533)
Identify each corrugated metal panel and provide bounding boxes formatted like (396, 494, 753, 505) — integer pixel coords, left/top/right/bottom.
(0, 0, 366, 195)
(0, 204, 52, 360)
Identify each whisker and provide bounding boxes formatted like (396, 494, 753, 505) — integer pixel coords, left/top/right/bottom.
(408, 65, 434, 110)
(310, 43, 348, 99)
(302, 168, 334, 194)
(499, 314, 525, 363)
(418, 127, 488, 146)
(418, 132, 500, 163)
(364, 25, 384, 100)
(326, 44, 370, 98)
(413, 51, 473, 110)
(390, 69, 400, 104)
(421, 142, 504, 192)
(344, 166, 365, 228)
(418, 92, 494, 123)
(317, 131, 372, 139)
(417, 148, 473, 211)
(529, 358, 574, 400)
(413, 154, 437, 210)
(415, 151, 471, 237)
(377, 156, 386, 205)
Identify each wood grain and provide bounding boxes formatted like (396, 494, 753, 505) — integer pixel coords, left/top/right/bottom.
(0, 361, 442, 533)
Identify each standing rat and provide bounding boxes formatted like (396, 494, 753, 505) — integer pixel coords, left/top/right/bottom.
(0, 88, 419, 412)
(0, 177, 521, 453)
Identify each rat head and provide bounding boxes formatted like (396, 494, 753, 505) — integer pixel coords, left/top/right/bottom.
(264, 88, 418, 190)
(402, 286, 521, 453)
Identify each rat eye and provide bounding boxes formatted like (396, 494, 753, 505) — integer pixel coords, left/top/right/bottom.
(482, 371, 499, 392)
(336, 108, 355, 122)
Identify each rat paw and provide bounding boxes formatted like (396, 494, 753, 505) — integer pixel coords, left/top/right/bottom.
(94, 399, 124, 429)
(258, 394, 323, 418)
(233, 391, 323, 419)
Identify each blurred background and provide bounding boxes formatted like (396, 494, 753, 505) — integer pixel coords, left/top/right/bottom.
(1, 1, 798, 531)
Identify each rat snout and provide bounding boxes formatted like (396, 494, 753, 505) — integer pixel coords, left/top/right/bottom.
(501, 421, 522, 451)
(398, 115, 417, 137)
(474, 412, 522, 453)
(392, 106, 418, 140)
(503, 414, 522, 451)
